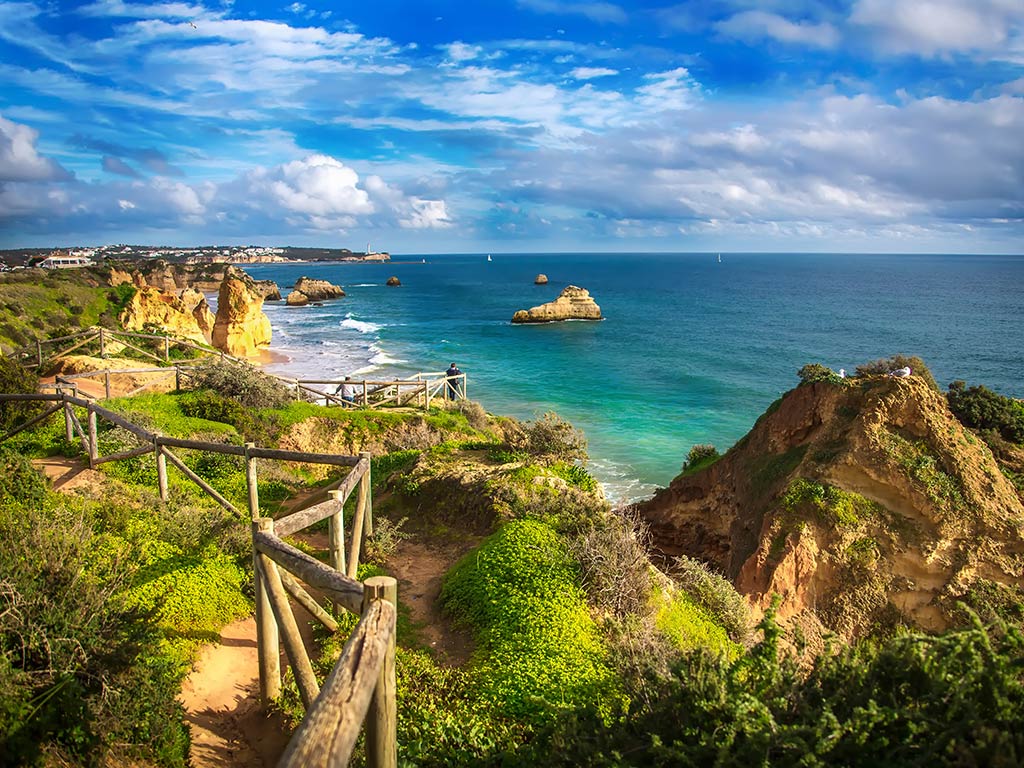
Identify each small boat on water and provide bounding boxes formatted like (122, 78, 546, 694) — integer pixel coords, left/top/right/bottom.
(487, 254, 492, 262)
(717, 253, 722, 263)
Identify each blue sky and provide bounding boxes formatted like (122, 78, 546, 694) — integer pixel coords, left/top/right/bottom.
(0, 0, 1022, 253)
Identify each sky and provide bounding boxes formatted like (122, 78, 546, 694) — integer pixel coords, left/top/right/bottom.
(0, 0, 1022, 253)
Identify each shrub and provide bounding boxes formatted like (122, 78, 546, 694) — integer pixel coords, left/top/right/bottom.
(682, 443, 720, 473)
(855, 354, 939, 391)
(569, 509, 651, 617)
(948, 380, 1024, 445)
(454, 400, 489, 431)
(797, 363, 842, 385)
(507, 412, 588, 463)
(673, 555, 752, 644)
(0, 354, 42, 433)
(184, 358, 292, 408)
(363, 516, 410, 565)
(0, 448, 48, 507)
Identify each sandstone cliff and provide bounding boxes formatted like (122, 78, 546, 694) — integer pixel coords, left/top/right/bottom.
(119, 286, 214, 345)
(211, 277, 272, 357)
(511, 285, 602, 323)
(639, 375, 1024, 640)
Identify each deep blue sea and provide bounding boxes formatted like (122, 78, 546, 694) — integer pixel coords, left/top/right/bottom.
(243, 253, 1024, 502)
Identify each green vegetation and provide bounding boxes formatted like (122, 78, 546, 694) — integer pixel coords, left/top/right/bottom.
(654, 584, 739, 658)
(0, 268, 129, 352)
(948, 380, 1024, 445)
(878, 429, 969, 520)
(0, 355, 42, 434)
(681, 443, 720, 474)
(520, 609, 1024, 767)
(0, 480, 248, 766)
(855, 354, 940, 391)
(797, 362, 844, 385)
(441, 519, 622, 725)
(781, 477, 880, 526)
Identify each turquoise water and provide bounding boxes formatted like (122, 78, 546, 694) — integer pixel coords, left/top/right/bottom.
(245, 253, 1024, 502)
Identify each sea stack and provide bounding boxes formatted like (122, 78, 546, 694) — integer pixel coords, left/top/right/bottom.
(211, 277, 272, 357)
(291, 277, 345, 301)
(534, 274, 548, 285)
(511, 285, 602, 324)
(386, 276, 401, 286)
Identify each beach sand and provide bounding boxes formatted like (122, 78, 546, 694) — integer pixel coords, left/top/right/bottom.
(253, 347, 290, 367)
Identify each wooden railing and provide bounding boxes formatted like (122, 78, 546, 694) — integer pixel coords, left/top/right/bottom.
(13, 326, 238, 368)
(0, 391, 398, 767)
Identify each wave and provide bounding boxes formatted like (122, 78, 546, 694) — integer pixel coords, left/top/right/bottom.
(588, 457, 657, 505)
(347, 283, 380, 288)
(341, 315, 382, 334)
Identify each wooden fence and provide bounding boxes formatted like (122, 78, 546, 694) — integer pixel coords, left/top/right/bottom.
(13, 325, 238, 369)
(0, 391, 397, 768)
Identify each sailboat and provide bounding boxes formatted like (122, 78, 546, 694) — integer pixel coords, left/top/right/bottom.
(487, 254, 492, 262)
(717, 253, 722, 263)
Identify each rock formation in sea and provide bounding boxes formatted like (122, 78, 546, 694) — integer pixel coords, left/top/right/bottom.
(534, 274, 548, 285)
(290, 277, 345, 302)
(253, 279, 282, 301)
(386, 276, 401, 287)
(638, 374, 1024, 642)
(212, 277, 272, 357)
(119, 286, 214, 345)
(511, 285, 602, 323)
(285, 290, 309, 307)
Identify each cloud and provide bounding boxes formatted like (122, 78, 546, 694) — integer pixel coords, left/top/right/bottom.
(442, 41, 483, 62)
(0, 115, 70, 182)
(73, 135, 184, 176)
(570, 66, 618, 79)
(850, 0, 1024, 57)
(102, 156, 140, 177)
(716, 10, 839, 48)
(517, 0, 627, 25)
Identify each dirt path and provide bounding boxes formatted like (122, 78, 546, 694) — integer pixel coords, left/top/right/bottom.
(179, 618, 291, 768)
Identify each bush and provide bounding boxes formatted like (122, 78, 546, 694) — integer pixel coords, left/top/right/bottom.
(948, 381, 1024, 445)
(673, 555, 752, 644)
(184, 358, 292, 409)
(454, 400, 489, 432)
(507, 412, 588, 463)
(0, 448, 48, 507)
(682, 443, 720, 473)
(797, 363, 842, 385)
(855, 354, 939, 391)
(0, 354, 42, 433)
(569, 509, 651, 617)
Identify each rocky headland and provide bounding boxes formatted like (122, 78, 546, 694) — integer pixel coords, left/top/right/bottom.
(119, 286, 215, 345)
(511, 285, 602, 323)
(639, 373, 1024, 641)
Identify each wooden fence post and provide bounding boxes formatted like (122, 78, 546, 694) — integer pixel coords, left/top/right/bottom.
(254, 517, 282, 704)
(99, 327, 106, 358)
(245, 442, 259, 519)
(87, 407, 98, 468)
(163, 336, 170, 361)
(36, 340, 42, 367)
(363, 576, 398, 768)
(328, 489, 347, 575)
(361, 451, 373, 539)
(363, 381, 368, 407)
(104, 372, 111, 400)
(174, 365, 181, 392)
(62, 395, 74, 443)
(155, 440, 169, 501)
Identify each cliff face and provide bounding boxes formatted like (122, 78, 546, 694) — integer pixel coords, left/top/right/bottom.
(511, 285, 602, 323)
(639, 376, 1024, 639)
(119, 286, 214, 344)
(211, 277, 272, 357)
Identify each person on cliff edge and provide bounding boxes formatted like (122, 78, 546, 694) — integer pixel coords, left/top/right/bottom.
(445, 362, 462, 400)
(335, 376, 357, 404)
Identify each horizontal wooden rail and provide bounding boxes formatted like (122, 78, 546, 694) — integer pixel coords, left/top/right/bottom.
(92, 442, 156, 466)
(253, 530, 364, 614)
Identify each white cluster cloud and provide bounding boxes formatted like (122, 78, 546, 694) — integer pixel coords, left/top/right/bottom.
(716, 11, 839, 49)
(0, 115, 68, 183)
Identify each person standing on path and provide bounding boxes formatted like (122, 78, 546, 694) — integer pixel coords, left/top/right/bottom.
(445, 362, 462, 400)
(335, 376, 357, 404)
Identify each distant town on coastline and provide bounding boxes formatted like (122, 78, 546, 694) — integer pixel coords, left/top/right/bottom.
(0, 244, 390, 270)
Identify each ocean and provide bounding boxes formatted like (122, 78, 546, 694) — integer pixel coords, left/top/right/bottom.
(243, 253, 1024, 503)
